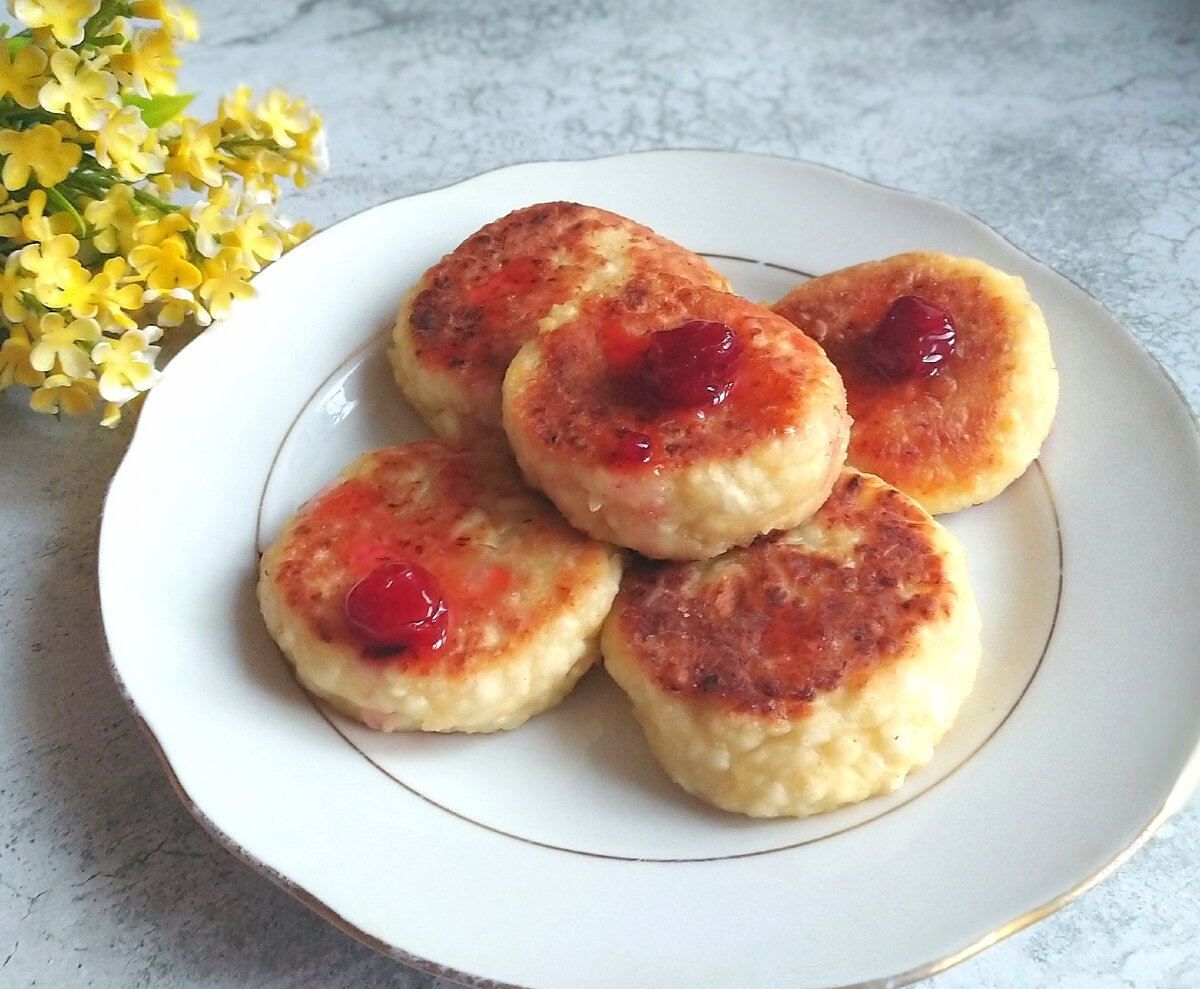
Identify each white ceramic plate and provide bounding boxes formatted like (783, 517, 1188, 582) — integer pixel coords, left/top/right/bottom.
(100, 151, 1200, 989)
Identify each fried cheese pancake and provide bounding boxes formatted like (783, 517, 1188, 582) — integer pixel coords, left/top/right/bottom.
(772, 252, 1058, 515)
(602, 470, 981, 818)
(389, 201, 729, 443)
(502, 282, 850, 561)
(258, 442, 623, 733)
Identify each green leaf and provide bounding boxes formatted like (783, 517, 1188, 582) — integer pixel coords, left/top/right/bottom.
(5, 34, 32, 56)
(122, 92, 195, 128)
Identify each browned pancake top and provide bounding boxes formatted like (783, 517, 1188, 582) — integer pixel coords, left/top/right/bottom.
(611, 472, 957, 716)
(406, 201, 725, 388)
(509, 282, 843, 468)
(772, 253, 1026, 495)
(268, 443, 603, 675)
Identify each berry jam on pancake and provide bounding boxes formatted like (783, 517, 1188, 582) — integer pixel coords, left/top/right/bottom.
(390, 202, 728, 443)
(258, 442, 622, 732)
(503, 281, 849, 560)
(773, 252, 1057, 514)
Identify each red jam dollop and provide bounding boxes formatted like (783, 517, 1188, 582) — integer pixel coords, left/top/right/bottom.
(344, 561, 449, 653)
(612, 429, 653, 465)
(636, 318, 744, 409)
(863, 295, 956, 381)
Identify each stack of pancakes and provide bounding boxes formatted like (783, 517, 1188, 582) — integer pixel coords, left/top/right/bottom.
(258, 202, 1058, 818)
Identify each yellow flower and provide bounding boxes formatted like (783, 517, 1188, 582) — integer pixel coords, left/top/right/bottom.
(132, 210, 189, 249)
(0, 38, 49, 109)
(0, 5, 317, 424)
(0, 124, 83, 190)
(78, 257, 144, 329)
(254, 90, 320, 150)
(107, 27, 179, 96)
(20, 189, 76, 244)
(29, 312, 100, 378)
(83, 184, 139, 255)
(0, 327, 43, 389)
(151, 287, 209, 327)
(224, 145, 288, 201)
(106, 17, 134, 41)
(90, 326, 162, 402)
(30, 373, 99, 416)
(38, 48, 120, 131)
(50, 116, 84, 145)
(163, 118, 223, 189)
(282, 219, 314, 250)
(217, 85, 256, 136)
(286, 123, 328, 186)
(198, 248, 254, 320)
(147, 171, 175, 198)
(129, 237, 201, 293)
(10, 0, 101, 47)
(0, 187, 24, 240)
(94, 105, 165, 181)
(188, 183, 235, 257)
(36, 256, 92, 311)
(130, 0, 199, 41)
(87, 17, 128, 65)
(0, 253, 31, 323)
(19, 233, 80, 304)
(225, 202, 283, 271)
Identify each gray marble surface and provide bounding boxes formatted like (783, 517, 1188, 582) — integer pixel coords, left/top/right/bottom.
(2, 0, 1198, 986)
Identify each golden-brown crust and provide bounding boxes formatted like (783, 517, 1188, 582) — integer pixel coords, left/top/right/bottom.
(772, 252, 1057, 513)
(400, 201, 728, 413)
(606, 471, 957, 717)
(264, 442, 606, 679)
(508, 281, 838, 468)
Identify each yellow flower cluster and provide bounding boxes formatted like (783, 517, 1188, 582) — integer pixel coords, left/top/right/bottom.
(0, 0, 324, 425)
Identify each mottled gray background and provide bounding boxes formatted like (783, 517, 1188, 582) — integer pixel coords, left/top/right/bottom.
(2, 1, 1198, 987)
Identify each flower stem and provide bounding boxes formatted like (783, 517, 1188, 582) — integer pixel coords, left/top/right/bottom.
(0, 105, 59, 130)
(45, 186, 86, 236)
(84, 0, 133, 44)
(131, 186, 178, 214)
